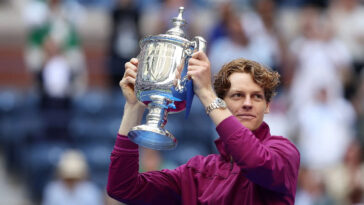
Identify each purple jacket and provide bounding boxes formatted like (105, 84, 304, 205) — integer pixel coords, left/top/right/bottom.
(107, 116, 300, 205)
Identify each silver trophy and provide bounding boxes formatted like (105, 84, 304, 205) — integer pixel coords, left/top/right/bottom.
(128, 7, 207, 150)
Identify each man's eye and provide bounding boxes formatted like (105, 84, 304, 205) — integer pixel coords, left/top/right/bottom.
(232, 93, 242, 98)
(253, 94, 264, 99)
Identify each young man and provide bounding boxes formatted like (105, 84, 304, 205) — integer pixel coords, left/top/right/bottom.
(107, 52, 300, 204)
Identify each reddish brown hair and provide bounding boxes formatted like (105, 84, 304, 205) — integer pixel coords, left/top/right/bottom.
(213, 58, 280, 102)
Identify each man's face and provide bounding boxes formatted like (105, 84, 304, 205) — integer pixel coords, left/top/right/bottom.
(223, 72, 270, 131)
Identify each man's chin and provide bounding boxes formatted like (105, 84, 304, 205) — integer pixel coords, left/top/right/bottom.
(240, 120, 261, 131)
(240, 121, 253, 131)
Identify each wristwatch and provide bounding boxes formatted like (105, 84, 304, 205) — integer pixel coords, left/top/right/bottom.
(205, 98, 227, 115)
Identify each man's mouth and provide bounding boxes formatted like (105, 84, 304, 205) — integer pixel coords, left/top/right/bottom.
(236, 113, 256, 120)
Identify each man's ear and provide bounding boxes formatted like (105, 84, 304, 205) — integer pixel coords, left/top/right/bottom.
(264, 102, 270, 114)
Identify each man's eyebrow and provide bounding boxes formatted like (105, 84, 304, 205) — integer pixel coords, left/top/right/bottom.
(228, 89, 264, 93)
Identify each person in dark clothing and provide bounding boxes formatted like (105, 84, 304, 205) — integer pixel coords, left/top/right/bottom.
(107, 0, 141, 89)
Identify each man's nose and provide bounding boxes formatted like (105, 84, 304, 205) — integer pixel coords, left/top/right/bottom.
(242, 97, 252, 110)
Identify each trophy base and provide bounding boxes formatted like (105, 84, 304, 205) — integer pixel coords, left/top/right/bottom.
(128, 125, 177, 150)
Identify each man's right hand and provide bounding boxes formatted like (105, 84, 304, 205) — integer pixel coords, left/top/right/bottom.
(118, 58, 146, 135)
(120, 58, 143, 107)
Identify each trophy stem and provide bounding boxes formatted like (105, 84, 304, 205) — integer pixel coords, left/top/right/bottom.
(146, 95, 169, 128)
(128, 95, 177, 150)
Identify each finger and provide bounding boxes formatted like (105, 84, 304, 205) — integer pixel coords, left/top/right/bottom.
(124, 68, 137, 78)
(191, 51, 208, 62)
(125, 76, 136, 85)
(175, 67, 181, 82)
(125, 62, 137, 72)
(187, 65, 206, 72)
(187, 70, 198, 80)
(174, 60, 185, 83)
(120, 76, 136, 87)
(188, 58, 200, 65)
(176, 62, 183, 75)
(188, 58, 209, 67)
(130, 58, 139, 65)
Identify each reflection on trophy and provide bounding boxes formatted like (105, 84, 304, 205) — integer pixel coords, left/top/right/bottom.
(127, 7, 207, 150)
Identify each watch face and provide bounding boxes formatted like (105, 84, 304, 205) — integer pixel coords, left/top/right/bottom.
(206, 98, 227, 114)
(216, 98, 226, 108)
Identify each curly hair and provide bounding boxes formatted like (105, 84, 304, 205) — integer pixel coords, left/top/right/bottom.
(213, 58, 280, 102)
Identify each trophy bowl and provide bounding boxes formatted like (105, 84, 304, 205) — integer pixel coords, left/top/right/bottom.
(127, 7, 206, 150)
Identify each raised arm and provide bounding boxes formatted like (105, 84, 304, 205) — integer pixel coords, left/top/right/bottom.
(188, 52, 299, 197)
(117, 58, 145, 136)
(186, 51, 233, 125)
(107, 59, 182, 204)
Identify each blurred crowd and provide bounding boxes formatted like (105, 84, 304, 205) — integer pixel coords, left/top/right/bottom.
(1, 0, 364, 204)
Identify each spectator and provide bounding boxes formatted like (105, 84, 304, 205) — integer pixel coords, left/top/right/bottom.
(139, 148, 163, 172)
(288, 5, 352, 114)
(296, 84, 355, 170)
(328, 0, 364, 99)
(328, 0, 364, 76)
(209, 2, 280, 75)
(42, 150, 103, 205)
(244, 0, 282, 70)
(208, 4, 252, 75)
(295, 167, 335, 205)
(23, 0, 87, 97)
(41, 36, 72, 110)
(107, 0, 141, 89)
(325, 141, 364, 204)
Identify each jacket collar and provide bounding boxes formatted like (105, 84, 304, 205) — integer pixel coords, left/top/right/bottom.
(214, 121, 271, 161)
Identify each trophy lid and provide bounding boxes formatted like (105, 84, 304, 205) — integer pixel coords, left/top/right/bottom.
(166, 7, 186, 37)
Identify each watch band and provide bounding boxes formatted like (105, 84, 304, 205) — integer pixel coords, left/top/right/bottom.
(205, 98, 227, 115)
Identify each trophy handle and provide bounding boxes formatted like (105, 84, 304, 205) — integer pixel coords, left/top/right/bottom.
(175, 36, 207, 93)
(193, 36, 207, 53)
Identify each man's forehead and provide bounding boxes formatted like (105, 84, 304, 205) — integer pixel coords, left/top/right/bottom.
(228, 72, 265, 91)
(228, 87, 264, 93)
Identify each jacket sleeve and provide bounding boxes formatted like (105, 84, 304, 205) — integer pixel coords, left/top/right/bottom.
(107, 134, 182, 205)
(216, 116, 300, 195)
